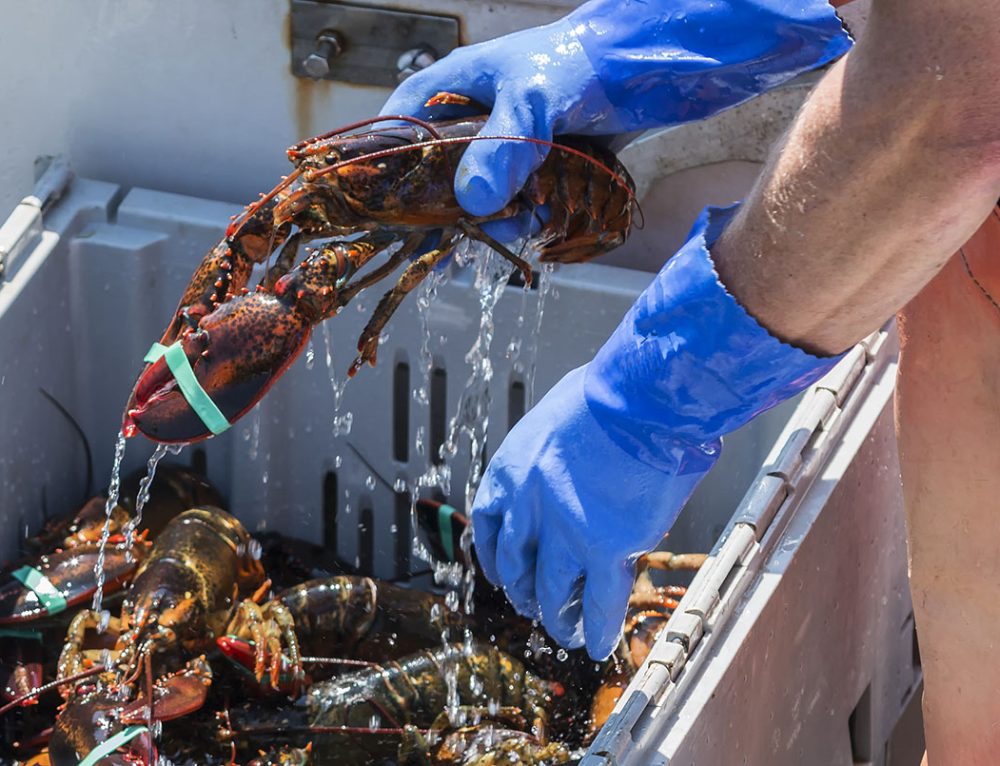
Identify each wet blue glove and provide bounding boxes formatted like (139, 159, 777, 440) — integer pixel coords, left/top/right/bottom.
(381, 0, 850, 217)
(471, 206, 843, 659)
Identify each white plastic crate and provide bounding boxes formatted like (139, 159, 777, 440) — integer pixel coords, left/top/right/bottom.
(0, 160, 919, 764)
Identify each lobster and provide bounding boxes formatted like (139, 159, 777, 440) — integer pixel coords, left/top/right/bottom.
(56, 508, 295, 690)
(229, 642, 563, 765)
(42, 509, 298, 765)
(123, 94, 636, 444)
(217, 575, 463, 695)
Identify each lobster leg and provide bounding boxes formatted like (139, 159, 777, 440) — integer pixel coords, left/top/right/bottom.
(349, 244, 454, 376)
(336, 231, 425, 307)
(261, 232, 304, 291)
(643, 552, 708, 572)
(458, 219, 534, 287)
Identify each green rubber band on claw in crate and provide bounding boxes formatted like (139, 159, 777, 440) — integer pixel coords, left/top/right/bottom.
(11, 565, 67, 615)
(77, 725, 149, 766)
(437, 503, 457, 562)
(144, 341, 231, 436)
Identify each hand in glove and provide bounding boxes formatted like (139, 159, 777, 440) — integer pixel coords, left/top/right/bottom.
(471, 206, 844, 659)
(381, 0, 850, 218)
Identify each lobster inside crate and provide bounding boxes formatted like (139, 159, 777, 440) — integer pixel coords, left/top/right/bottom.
(0, 170, 795, 759)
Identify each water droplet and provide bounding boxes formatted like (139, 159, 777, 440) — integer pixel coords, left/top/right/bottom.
(333, 412, 353, 436)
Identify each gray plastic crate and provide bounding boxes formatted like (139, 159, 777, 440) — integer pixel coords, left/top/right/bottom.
(0, 164, 918, 763)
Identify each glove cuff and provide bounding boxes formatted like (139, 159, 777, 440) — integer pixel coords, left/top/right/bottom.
(583, 204, 843, 471)
(567, 0, 852, 131)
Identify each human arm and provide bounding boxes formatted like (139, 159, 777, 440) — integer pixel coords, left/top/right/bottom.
(468, 0, 1000, 663)
(712, 0, 1000, 354)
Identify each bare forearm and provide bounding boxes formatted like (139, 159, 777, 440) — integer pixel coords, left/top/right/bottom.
(712, 0, 1000, 355)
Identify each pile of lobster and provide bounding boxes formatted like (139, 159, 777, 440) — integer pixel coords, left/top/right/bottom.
(120, 93, 637, 444)
(0, 465, 703, 765)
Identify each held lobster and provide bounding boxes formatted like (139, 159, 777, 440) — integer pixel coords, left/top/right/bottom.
(123, 94, 636, 443)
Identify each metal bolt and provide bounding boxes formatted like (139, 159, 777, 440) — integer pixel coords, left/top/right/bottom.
(396, 46, 437, 82)
(303, 30, 344, 79)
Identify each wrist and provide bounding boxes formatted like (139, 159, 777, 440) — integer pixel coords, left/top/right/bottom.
(583, 205, 843, 471)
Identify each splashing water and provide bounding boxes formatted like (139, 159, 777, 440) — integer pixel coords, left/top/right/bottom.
(304, 337, 315, 370)
(120, 442, 185, 562)
(525, 262, 555, 407)
(442, 248, 515, 512)
(243, 406, 262, 462)
(321, 321, 352, 437)
(412, 268, 449, 406)
(91, 431, 127, 619)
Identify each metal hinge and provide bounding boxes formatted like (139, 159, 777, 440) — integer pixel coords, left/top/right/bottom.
(0, 156, 73, 282)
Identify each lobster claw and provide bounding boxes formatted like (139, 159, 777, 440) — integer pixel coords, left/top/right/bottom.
(1, 635, 44, 706)
(48, 657, 212, 766)
(123, 290, 315, 444)
(216, 636, 310, 696)
(0, 541, 145, 625)
(49, 691, 157, 766)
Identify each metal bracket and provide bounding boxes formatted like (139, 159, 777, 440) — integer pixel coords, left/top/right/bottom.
(290, 0, 460, 87)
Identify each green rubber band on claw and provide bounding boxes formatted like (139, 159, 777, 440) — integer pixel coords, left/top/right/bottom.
(437, 503, 457, 562)
(11, 565, 67, 615)
(144, 341, 231, 436)
(77, 725, 149, 766)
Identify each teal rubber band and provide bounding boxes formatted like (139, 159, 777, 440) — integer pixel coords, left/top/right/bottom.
(78, 725, 149, 766)
(437, 503, 457, 562)
(0, 627, 44, 641)
(11, 565, 67, 615)
(144, 341, 230, 435)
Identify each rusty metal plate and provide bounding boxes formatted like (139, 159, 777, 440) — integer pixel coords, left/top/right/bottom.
(290, 0, 460, 86)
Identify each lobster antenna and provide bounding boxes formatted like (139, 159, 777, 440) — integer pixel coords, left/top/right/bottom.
(235, 724, 427, 737)
(38, 387, 93, 503)
(631, 196, 646, 230)
(298, 656, 382, 668)
(0, 665, 107, 717)
(289, 114, 445, 157)
(226, 166, 304, 239)
(310, 134, 637, 202)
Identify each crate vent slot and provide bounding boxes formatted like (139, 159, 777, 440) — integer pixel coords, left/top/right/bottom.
(430, 366, 447, 466)
(509, 378, 526, 430)
(359, 505, 375, 574)
(323, 471, 338, 551)
(191, 448, 207, 477)
(394, 489, 411, 578)
(393, 360, 410, 463)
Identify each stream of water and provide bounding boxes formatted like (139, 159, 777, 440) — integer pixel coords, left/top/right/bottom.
(91, 431, 127, 619)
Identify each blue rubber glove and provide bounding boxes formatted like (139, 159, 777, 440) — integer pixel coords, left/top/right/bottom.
(471, 206, 844, 659)
(381, 0, 850, 217)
